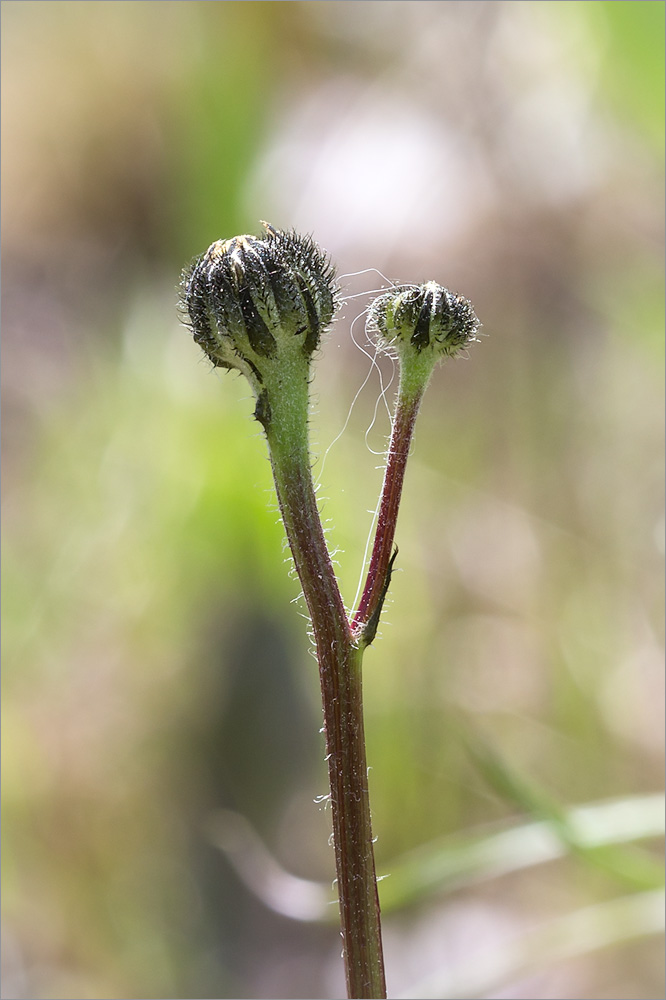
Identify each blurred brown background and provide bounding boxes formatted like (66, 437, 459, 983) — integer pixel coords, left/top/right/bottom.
(2, 3, 664, 999)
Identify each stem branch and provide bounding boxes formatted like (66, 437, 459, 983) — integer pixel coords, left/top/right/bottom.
(352, 383, 425, 641)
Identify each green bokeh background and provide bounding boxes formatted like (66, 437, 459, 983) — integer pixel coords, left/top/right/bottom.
(2, 3, 664, 999)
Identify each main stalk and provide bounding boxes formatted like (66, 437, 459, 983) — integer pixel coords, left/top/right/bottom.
(265, 381, 386, 1000)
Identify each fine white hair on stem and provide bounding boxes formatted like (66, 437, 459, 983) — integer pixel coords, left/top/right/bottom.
(316, 278, 404, 616)
(337, 266, 397, 287)
(363, 340, 395, 456)
(351, 485, 384, 616)
(315, 307, 372, 488)
(315, 305, 395, 487)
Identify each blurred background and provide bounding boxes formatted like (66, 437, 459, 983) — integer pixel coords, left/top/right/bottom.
(2, 2, 664, 998)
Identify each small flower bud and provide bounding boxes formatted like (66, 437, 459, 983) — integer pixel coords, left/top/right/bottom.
(367, 281, 479, 359)
(181, 222, 338, 389)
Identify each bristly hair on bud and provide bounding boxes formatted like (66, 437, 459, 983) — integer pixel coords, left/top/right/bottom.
(367, 281, 480, 360)
(180, 222, 338, 391)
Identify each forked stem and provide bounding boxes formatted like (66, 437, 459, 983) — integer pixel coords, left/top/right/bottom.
(183, 223, 480, 998)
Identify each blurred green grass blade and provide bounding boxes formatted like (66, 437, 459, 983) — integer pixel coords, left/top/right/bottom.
(463, 732, 572, 835)
(397, 888, 665, 1000)
(209, 794, 664, 920)
(461, 732, 665, 893)
(378, 792, 664, 913)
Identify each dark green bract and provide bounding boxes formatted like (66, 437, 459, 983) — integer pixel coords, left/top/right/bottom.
(182, 222, 338, 386)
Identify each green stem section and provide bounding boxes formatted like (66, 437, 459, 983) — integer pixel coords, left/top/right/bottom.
(263, 370, 386, 999)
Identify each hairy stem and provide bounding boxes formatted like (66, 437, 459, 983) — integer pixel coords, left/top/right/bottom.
(264, 379, 386, 999)
(352, 365, 429, 641)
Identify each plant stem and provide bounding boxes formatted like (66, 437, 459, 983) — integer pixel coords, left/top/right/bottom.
(264, 378, 386, 999)
(352, 359, 431, 640)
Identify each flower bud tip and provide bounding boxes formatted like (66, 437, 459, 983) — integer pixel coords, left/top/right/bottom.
(181, 224, 338, 387)
(368, 282, 480, 360)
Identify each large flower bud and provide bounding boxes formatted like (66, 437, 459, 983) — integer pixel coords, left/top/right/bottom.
(368, 281, 479, 360)
(182, 223, 338, 391)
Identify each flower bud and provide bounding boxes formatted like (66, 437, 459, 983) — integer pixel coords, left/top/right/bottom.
(367, 281, 479, 359)
(181, 222, 338, 388)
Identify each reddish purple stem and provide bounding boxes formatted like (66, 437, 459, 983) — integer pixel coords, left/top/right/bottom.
(352, 390, 423, 639)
